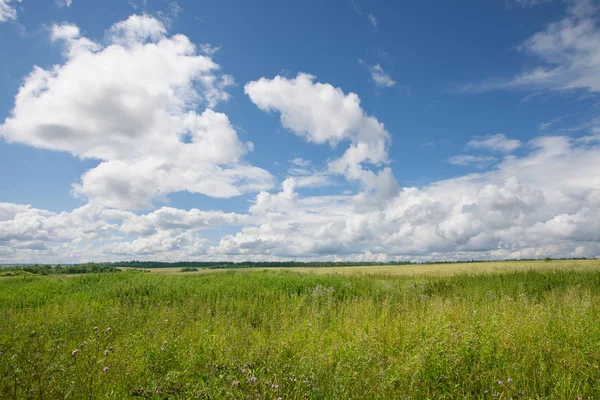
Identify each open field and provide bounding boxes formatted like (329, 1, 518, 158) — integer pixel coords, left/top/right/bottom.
(132, 259, 600, 276)
(2, 261, 600, 398)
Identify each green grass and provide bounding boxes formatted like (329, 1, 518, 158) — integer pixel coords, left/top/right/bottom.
(1, 265, 600, 399)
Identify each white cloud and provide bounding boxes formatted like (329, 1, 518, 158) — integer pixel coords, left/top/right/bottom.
(287, 158, 334, 189)
(0, 0, 20, 22)
(55, 0, 72, 8)
(359, 60, 396, 88)
(1, 14, 273, 210)
(2, 135, 600, 263)
(461, 0, 600, 94)
(245, 73, 398, 197)
(448, 155, 497, 169)
(507, 0, 552, 8)
(50, 23, 80, 41)
(367, 14, 377, 27)
(208, 135, 600, 261)
(467, 134, 522, 153)
(351, 1, 378, 28)
(199, 43, 220, 56)
(539, 116, 562, 130)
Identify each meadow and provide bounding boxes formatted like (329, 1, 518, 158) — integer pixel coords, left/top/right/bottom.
(1, 260, 600, 399)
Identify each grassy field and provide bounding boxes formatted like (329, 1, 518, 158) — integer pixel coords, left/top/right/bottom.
(131, 259, 600, 276)
(1, 261, 600, 399)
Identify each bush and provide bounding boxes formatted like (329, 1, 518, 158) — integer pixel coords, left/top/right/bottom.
(180, 267, 198, 272)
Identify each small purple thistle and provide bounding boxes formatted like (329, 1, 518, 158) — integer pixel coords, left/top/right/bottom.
(106, 327, 112, 332)
(251, 376, 257, 382)
(103, 367, 109, 372)
(72, 349, 79, 356)
(507, 378, 512, 383)
(498, 380, 503, 385)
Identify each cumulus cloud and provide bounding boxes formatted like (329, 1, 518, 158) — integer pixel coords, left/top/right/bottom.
(245, 73, 398, 197)
(0, 0, 20, 22)
(0, 14, 273, 210)
(208, 135, 600, 261)
(2, 134, 600, 263)
(467, 134, 522, 153)
(359, 60, 396, 88)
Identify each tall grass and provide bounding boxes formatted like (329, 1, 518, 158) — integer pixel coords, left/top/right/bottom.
(1, 268, 599, 399)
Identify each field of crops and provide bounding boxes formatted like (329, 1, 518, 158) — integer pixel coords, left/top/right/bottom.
(2, 261, 600, 399)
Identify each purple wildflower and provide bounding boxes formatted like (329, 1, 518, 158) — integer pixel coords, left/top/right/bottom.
(72, 349, 79, 356)
(251, 376, 257, 382)
(106, 327, 112, 332)
(507, 378, 512, 383)
(103, 367, 108, 372)
(498, 380, 503, 385)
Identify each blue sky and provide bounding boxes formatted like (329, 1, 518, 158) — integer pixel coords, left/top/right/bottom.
(1, 0, 600, 263)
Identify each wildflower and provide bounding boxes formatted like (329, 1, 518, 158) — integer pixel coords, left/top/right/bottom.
(271, 384, 279, 390)
(484, 390, 488, 394)
(106, 327, 112, 332)
(232, 380, 240, 387)
(251, 377, 257, 382)
(103, 367, 109, 372)
(164, 340, 168, 345)
(507, 378, 512, 383)
(498, 380, 503, 385)
(278, 398, 282, 400)
(94, 326, 98, 331)
(103, 350, 109, 355)
(161, 347, 165, 352)
(72, 349, 79, 356)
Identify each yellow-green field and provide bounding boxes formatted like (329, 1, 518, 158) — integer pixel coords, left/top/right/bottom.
(2, 260, 600, 399)
(128, 258, 600, 276)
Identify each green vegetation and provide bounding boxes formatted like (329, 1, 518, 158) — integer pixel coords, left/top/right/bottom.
(0, 264, 120, 277)
(1, 266, 600, 399)
(180, 267, 199, 273)
(85, 258, 592, 270)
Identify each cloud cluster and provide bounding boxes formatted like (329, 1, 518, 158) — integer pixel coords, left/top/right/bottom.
(2, 133, 600, 262)
(1, 15, 273, 210)
(209, 135, 600, 260)
(245, 73, 398, 197)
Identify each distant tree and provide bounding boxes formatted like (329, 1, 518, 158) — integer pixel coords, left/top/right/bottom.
(544, 257, 552, 262)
